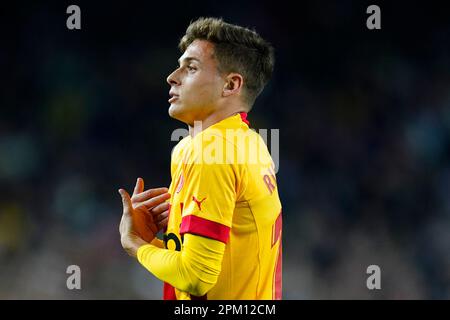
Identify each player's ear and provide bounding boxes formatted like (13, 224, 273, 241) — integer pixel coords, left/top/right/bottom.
(223, 73, 243, 97)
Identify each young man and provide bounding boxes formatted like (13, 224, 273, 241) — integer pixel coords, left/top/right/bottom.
(119, 17, 282, 300)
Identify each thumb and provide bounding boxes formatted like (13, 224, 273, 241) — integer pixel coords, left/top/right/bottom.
(118, 189, 132, 215)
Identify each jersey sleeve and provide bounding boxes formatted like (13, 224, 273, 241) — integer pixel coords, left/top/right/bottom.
(178, 160, 237, 244)
(137, 233, 226, 297)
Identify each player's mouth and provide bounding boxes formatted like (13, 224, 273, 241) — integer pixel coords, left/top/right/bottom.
(168, 96, 179, 103)
(168, 92, 179, 103)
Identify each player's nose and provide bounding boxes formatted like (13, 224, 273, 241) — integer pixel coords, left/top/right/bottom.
(166, 69, 180, 86)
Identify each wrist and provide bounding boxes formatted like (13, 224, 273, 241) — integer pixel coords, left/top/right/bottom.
(121, 234, 148, 257)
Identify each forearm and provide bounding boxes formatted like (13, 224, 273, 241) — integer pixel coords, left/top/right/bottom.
(137, 233, 225, 296)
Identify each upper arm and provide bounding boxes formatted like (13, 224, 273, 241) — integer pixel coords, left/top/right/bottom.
(179, 161, 237, 244)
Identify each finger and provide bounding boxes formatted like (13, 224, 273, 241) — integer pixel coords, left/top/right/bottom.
(132, 187, 169, 202)
(155, 210, 169, 223)
(118, 189, 132, 215)
(140, 193, 171, 209)
(133, 177, 144, 196)
(157, 216, 168, 230)
(150, 202, 170, 216)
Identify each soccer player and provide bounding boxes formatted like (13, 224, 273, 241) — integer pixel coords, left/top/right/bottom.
(118, 17, 282, 300)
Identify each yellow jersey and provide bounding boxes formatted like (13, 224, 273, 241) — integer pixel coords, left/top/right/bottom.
(162, 112, 282, 300)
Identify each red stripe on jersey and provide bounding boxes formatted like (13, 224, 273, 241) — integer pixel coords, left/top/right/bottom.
(239, 112, 250, 126)
(180, 215, 230, 244)
(272, 211, 282, 299)
(273, 242, 282, 300)
(272, 212, 282, 247)
(163, 282, 177, 300)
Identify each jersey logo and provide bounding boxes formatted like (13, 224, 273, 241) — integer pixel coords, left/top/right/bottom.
(192, 196, 207, 211)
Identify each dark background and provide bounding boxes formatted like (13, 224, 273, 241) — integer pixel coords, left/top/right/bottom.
(0, 0, 449, 299)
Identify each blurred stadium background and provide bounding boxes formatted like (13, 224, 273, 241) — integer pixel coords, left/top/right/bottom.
(0, 1, 449, 299)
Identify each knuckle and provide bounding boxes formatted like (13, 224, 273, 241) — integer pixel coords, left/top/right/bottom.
(135, 206, 146, 213)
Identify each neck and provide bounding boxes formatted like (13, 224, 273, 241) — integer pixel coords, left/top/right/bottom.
(188, 107, 247, 138)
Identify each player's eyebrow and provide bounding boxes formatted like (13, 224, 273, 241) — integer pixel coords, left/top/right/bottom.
(178, 57, 200, 65)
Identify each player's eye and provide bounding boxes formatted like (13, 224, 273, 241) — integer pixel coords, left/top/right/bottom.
(187, 65, 197, 72)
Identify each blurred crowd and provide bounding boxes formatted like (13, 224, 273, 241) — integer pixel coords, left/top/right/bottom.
(0, 1, 449, 299)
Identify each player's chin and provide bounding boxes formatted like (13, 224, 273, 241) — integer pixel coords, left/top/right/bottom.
(168, 103, 186, 121)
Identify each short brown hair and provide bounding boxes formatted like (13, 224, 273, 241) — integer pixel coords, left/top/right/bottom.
(179, 17, 275, 108)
